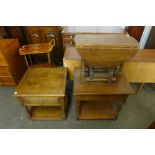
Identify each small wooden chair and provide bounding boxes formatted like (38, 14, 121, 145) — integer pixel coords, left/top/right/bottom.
(19, 39, 55, 67)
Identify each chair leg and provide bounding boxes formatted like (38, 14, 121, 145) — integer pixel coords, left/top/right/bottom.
(47, 53, 51, 64)
(24, 55, 29, 67)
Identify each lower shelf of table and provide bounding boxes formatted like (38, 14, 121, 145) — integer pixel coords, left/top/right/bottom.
(30, 106, 65, 120)
(78, 101, 118, 120)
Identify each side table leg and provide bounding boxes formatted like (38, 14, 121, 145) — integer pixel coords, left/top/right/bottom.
(60, 97, 66, 119)
(136, 83, 144, 94)
(61, 105, 65, 119)
(76, 97, 81, 120)
(24, 106, 31, 119)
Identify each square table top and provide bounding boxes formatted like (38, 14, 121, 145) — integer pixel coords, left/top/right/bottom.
(15, 67, 67, 96)
(74, 34, 139, 48)
(63, 47, 81, 60)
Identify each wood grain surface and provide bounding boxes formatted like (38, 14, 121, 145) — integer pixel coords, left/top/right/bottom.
(15, 67, 67, 96)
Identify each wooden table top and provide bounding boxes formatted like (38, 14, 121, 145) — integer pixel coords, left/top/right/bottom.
(129, 49, 155, 62)
(74, 68, 134, 95)
(74, 34, 139, 48)
(19, 43, 54, 55)
(15, 67, 67, 96)
(63, 47, 81, 60)
(63, 47, 155, 63)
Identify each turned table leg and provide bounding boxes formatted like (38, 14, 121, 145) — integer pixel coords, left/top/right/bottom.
(60, 97, 66, 119)
(76, 97, 81, 120)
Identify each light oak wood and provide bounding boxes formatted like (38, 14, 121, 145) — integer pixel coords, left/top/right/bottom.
(74, 68, 133, 95)
(63, 47, 81, 60)
(19, 43, 54, 55)
(15, 67, 68, 120)
(63, 47, 81, 80)
(123, 49, 155, 83)
(74, 34, 139, 48)
(123, 62, 155, 83)
(30, 106, 64, 120)
(19, 43, 54, 67)
(63, 47, 155, 84)
(61, 26, 127, 51)
(73, 34, 139, 120)
(74, 67, 133, 120)
(129, 49, 155, 62)
(23, 96, 62, 106)
(15, 67, 67, 96)
(0, 52, 4, 58)
(74, 34, 139, 68)
(63, 47, 81, 79)
(79, 101, 118, 120)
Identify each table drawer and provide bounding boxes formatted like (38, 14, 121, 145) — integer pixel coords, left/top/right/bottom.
(0, 67, 11, 76)
(0, 76, 15, 85)
(23, 96, 64, 106)
(0, 58, 8, 66)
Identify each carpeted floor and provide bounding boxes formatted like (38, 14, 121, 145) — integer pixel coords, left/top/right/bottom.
(0, 82, 155, 129)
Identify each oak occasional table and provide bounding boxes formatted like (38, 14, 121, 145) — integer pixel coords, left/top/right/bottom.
(74, 68, 134, 120)
(14, 67, 68, 120)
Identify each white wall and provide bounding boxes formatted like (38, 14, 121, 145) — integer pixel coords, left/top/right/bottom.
(139, 26, 152, 49)
(66, 26, 125, 33)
